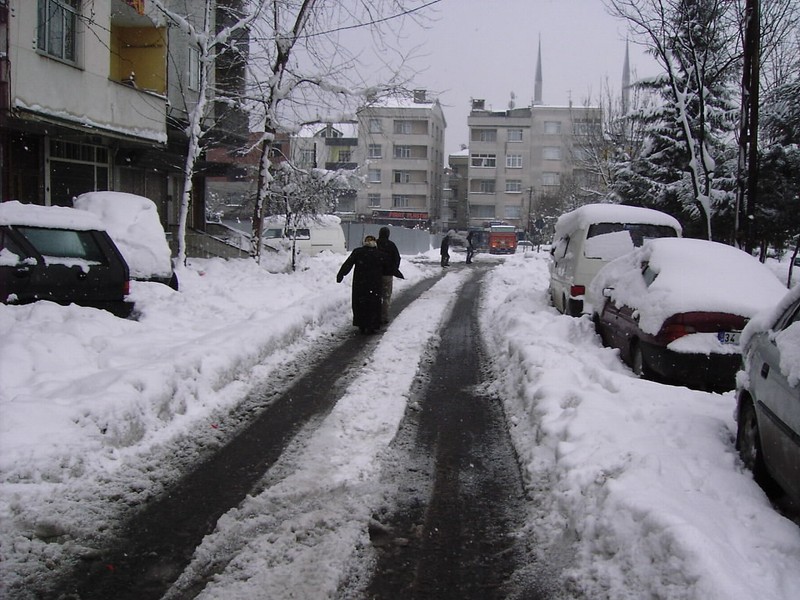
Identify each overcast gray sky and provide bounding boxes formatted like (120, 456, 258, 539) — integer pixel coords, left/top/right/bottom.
(400, 0, 659, 155)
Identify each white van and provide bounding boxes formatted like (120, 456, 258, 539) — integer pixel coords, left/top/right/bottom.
(549, 204, 682, 316)
(263, 214, 347, 255)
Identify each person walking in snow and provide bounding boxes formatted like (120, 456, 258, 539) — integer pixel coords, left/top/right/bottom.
(466, 230, 476, 264)
(336, 235, 387, 334)
(440, 230, 451, 267)
(376, 226, 403, 325)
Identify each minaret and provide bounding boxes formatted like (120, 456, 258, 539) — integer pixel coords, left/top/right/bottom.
(622, 40, 631, 113)
(533, 37, 543, 106)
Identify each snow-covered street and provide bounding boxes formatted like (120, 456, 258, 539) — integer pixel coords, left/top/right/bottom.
(1, 248, 799, 599)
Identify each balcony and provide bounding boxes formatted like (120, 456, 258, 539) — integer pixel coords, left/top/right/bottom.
(325, 162, 358, 171)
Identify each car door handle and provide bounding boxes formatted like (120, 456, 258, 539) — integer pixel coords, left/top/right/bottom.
(760, 362, 770, 379)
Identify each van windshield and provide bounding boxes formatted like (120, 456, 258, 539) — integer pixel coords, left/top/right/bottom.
(584, 222, 678, 259)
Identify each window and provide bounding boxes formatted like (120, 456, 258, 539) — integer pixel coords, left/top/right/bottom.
(18, 226, 106, 264)
(543, 146, 561, 160)
(394, 120, 412, 134)
(477, 180, 495, 194)
(368, 169, 381, 183)
(471, 204, 496, 219)
(504, 205, 522, 219)
(471, 129, 497, 142)
(37, 0, 79, 62)
(369, 119, 382, 133)
(505, 180, 522, 193)
(471, 154, 496, 168)
(368, 144, 382, 159)
(542, 172, 560, 186)
(394, 171, 411, 184)
(544, 121, 562, 134)
(338, 150, 352, 163)
(506, 154, 522, 168)
(394, 145, 411, 159)
(368, 194, 381, 207)
(300, 149, 315, 166)
(508, 128, 523, 142)
(574, 120, 601, 136)
(392, 195, 410, 208)
(188, 47, 200, 90)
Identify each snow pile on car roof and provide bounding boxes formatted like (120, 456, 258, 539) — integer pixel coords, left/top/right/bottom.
(0, 200, 105, 231)
(555, 203, 682, 237)
(73, 192, 173, 279)
(589, 238, 787, 334)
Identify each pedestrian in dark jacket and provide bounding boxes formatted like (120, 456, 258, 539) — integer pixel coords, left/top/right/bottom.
(466, 230, 476, 264)
(440, 231, 451, 267)
(376, 226, 403, 324)
(336, 235, 387, 334)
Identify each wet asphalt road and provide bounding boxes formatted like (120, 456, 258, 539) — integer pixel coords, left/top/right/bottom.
(46, 265, 552, 599)
(363, 267, 547, 599)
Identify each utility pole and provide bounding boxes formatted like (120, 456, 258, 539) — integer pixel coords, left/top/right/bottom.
(735, 0, 761, 253)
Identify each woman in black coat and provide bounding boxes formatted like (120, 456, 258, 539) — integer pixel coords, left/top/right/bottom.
(336, 235, 387, 334)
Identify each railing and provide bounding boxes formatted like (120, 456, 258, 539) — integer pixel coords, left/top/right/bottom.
(168, 227, 250, 260)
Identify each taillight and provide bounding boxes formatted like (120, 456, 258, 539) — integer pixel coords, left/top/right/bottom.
(657, 312, 746, 344)
(123, 280, 131, 296)
(659, 322, 697, 343)
(570, 285, 585, 297)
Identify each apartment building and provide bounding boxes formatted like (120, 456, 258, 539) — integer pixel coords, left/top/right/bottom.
(0, 0, 247, 233)
(467, 99, 603, 232)
(355, 91, 446, 228)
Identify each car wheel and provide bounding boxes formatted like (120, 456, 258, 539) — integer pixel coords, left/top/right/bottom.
(736, 396, 767, 482)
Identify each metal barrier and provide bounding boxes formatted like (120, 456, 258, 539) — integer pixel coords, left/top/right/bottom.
(168, 227, 250, 260)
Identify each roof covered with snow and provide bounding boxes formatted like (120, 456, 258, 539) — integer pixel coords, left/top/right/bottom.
(555, 204, 683, 238)
(588, 238, 787, 334)
(73, 192, 173, 279)
(0, 200, 105, 231)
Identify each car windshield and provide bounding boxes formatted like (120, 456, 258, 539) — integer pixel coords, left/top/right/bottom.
(584, 223, 679, 260)
(587, 222, 678, 245)
(16, 226, 107, 263)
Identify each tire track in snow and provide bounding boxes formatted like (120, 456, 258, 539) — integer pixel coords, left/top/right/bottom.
(161, 269, 475, 599)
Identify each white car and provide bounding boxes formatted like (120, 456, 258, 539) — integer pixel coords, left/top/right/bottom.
(549, 204, 682, 316)
(736, 284, 800, 503)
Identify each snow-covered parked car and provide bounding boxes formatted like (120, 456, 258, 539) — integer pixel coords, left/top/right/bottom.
(587, 238, 787, 391)
(549, 203, 682, 316)
(0, 201, 133, 317)
(735, 284, 800, 503)
(73, 191, 178, 290)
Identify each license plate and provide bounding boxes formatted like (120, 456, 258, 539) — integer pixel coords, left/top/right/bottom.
(718, 331, 741, 345)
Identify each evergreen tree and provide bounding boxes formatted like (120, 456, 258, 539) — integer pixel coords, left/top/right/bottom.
(606, 0, 741, 239)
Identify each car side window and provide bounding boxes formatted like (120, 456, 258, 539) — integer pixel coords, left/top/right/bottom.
(777, 302, 800, 332)
(641, 262, 658, 286)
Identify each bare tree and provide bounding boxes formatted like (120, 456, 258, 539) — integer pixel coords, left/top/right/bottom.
(149, 0, 266, 266)
(244, 0, 434, 261)
(571, 74, 656, 204)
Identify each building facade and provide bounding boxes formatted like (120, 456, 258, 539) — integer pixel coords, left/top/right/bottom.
(466, 99, 603, 232)
(0, 0, 248, 235)
(354, 92, 446, 229)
